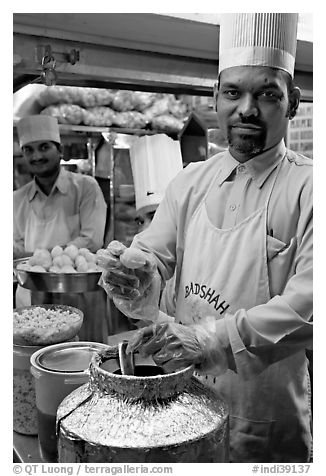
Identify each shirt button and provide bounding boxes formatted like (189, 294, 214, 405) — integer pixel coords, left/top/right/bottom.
(230, 204, 236, 211)
(238, 165, 245, 173)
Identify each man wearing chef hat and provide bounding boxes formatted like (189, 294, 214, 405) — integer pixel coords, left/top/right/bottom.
(130, 133, 183, 318)
(14, 114, 108, 342)
(102, 14, 312, 462)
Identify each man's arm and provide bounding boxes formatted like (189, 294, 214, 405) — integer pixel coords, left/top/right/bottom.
(13, 192, 28, 259)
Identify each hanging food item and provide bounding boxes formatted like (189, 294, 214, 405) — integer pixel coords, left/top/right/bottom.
(111, 90, 135, 112)
(40, 104, 85, 125)
(36, 86, 190, 131)
(151, 114, 185, 133)
(79, 88, 115, 108)
(37, 86, 80, 107)
(113, 111, 147, 129)
(142, 95, 172, 122)
(83, 106, 116, 127)
(131, 91, 156, 111)
(37, 86, 115, 108)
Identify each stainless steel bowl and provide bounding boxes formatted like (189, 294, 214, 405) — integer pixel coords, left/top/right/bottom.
(13, 259, 102, 293)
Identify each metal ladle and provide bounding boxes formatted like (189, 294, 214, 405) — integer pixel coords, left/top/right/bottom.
(118, 341, 135, 375)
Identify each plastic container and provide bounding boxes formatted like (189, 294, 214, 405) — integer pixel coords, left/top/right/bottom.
(13, 336, 79, 435)
(30, 341, 108, 462)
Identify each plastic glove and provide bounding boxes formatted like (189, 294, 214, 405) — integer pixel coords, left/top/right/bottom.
(98, 240, 162, 323)
(98, 241, 156, 299)
(126, 317, 230, 375)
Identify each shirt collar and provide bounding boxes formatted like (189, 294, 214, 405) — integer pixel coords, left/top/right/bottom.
(27, 168, 69, 201)
(216, 140, 286, 188)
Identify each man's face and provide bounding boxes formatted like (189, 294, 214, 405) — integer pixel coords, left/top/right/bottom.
(22, 141, 61, 178)
(136, 210, 156, 233)
(216, 66, 295, 162)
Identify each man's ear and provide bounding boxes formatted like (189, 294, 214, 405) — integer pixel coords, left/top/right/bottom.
(213, 81, 219, 112)
(288, 87, 301, 119)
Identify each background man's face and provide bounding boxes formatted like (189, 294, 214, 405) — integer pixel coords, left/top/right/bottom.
(136, 210, 156, 233)
(216, 66, 292, 161)
(22, 141, 61, 178)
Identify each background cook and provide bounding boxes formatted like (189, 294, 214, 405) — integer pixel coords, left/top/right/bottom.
(130, 133, 183, 319)
(13, 115, 108, 342)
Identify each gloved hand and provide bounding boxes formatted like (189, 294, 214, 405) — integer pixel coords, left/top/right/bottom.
(98, 240, 162, 323)
(97, 240, 157, 300)
(126, 317, 230, 375)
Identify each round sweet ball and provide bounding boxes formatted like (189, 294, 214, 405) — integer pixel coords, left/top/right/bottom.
(77, 248, 90, 258)
(60, 265, 77, 273)
(75, 255, 87, 267)
(16, 262, 32, 271)
(76, 261, 88, 273)
(64, 245, 79, 261)
(61, 254, 74, 267)
(52, 255, 64, 268)
(84, 252, 97, 263)
(49, 266, 61, 273)
(86, 262, 99, 272)
(120, 248, 147, 269)
(51, 245, 64, 258)
(30, 265, 47, 272)
(29, 249, 52, 269)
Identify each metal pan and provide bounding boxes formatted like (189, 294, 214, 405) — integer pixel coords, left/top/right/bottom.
(13, 258, 102, 293)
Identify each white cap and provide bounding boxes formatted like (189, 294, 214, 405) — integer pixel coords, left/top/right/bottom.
(130, 134, 183, 214)
(17, 115, 61, 148)
(218, 13, 298, 77)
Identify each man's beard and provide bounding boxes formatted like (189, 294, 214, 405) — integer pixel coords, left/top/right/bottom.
(227, 129, 267, 156)
(30, 161, 60, 179)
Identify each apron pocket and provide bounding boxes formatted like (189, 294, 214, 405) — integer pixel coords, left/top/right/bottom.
(266, 235, 288, 260)
(229, 415, 275, 463)
(267, 236, 297, 296)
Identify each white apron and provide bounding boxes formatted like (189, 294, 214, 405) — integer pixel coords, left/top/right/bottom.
(16, 206, 72, 308)
(25, 205, 73, 252)
(175, 157, 311, 462)
(15, 204, 108, 343)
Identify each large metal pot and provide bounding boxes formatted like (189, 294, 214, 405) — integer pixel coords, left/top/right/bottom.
(57, 346, 229, 463)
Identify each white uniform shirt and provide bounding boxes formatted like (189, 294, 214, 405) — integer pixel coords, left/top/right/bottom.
(14, 168, 107, 252)
(133, 140, 312, 368)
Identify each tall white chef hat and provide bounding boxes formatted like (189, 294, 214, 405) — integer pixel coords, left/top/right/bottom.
(130, 134, 183, 215)
(17, 115, 61, 148)
(218, 13, 299, 77)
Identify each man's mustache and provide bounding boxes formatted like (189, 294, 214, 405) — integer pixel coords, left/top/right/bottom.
(231, 117, 264, 128)
(30, 158, 48, 164)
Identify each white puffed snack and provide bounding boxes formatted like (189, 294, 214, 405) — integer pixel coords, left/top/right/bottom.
(120, 248, 147, 269)
(64, 244, 79, 261)
(51, 245, 64, 258)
